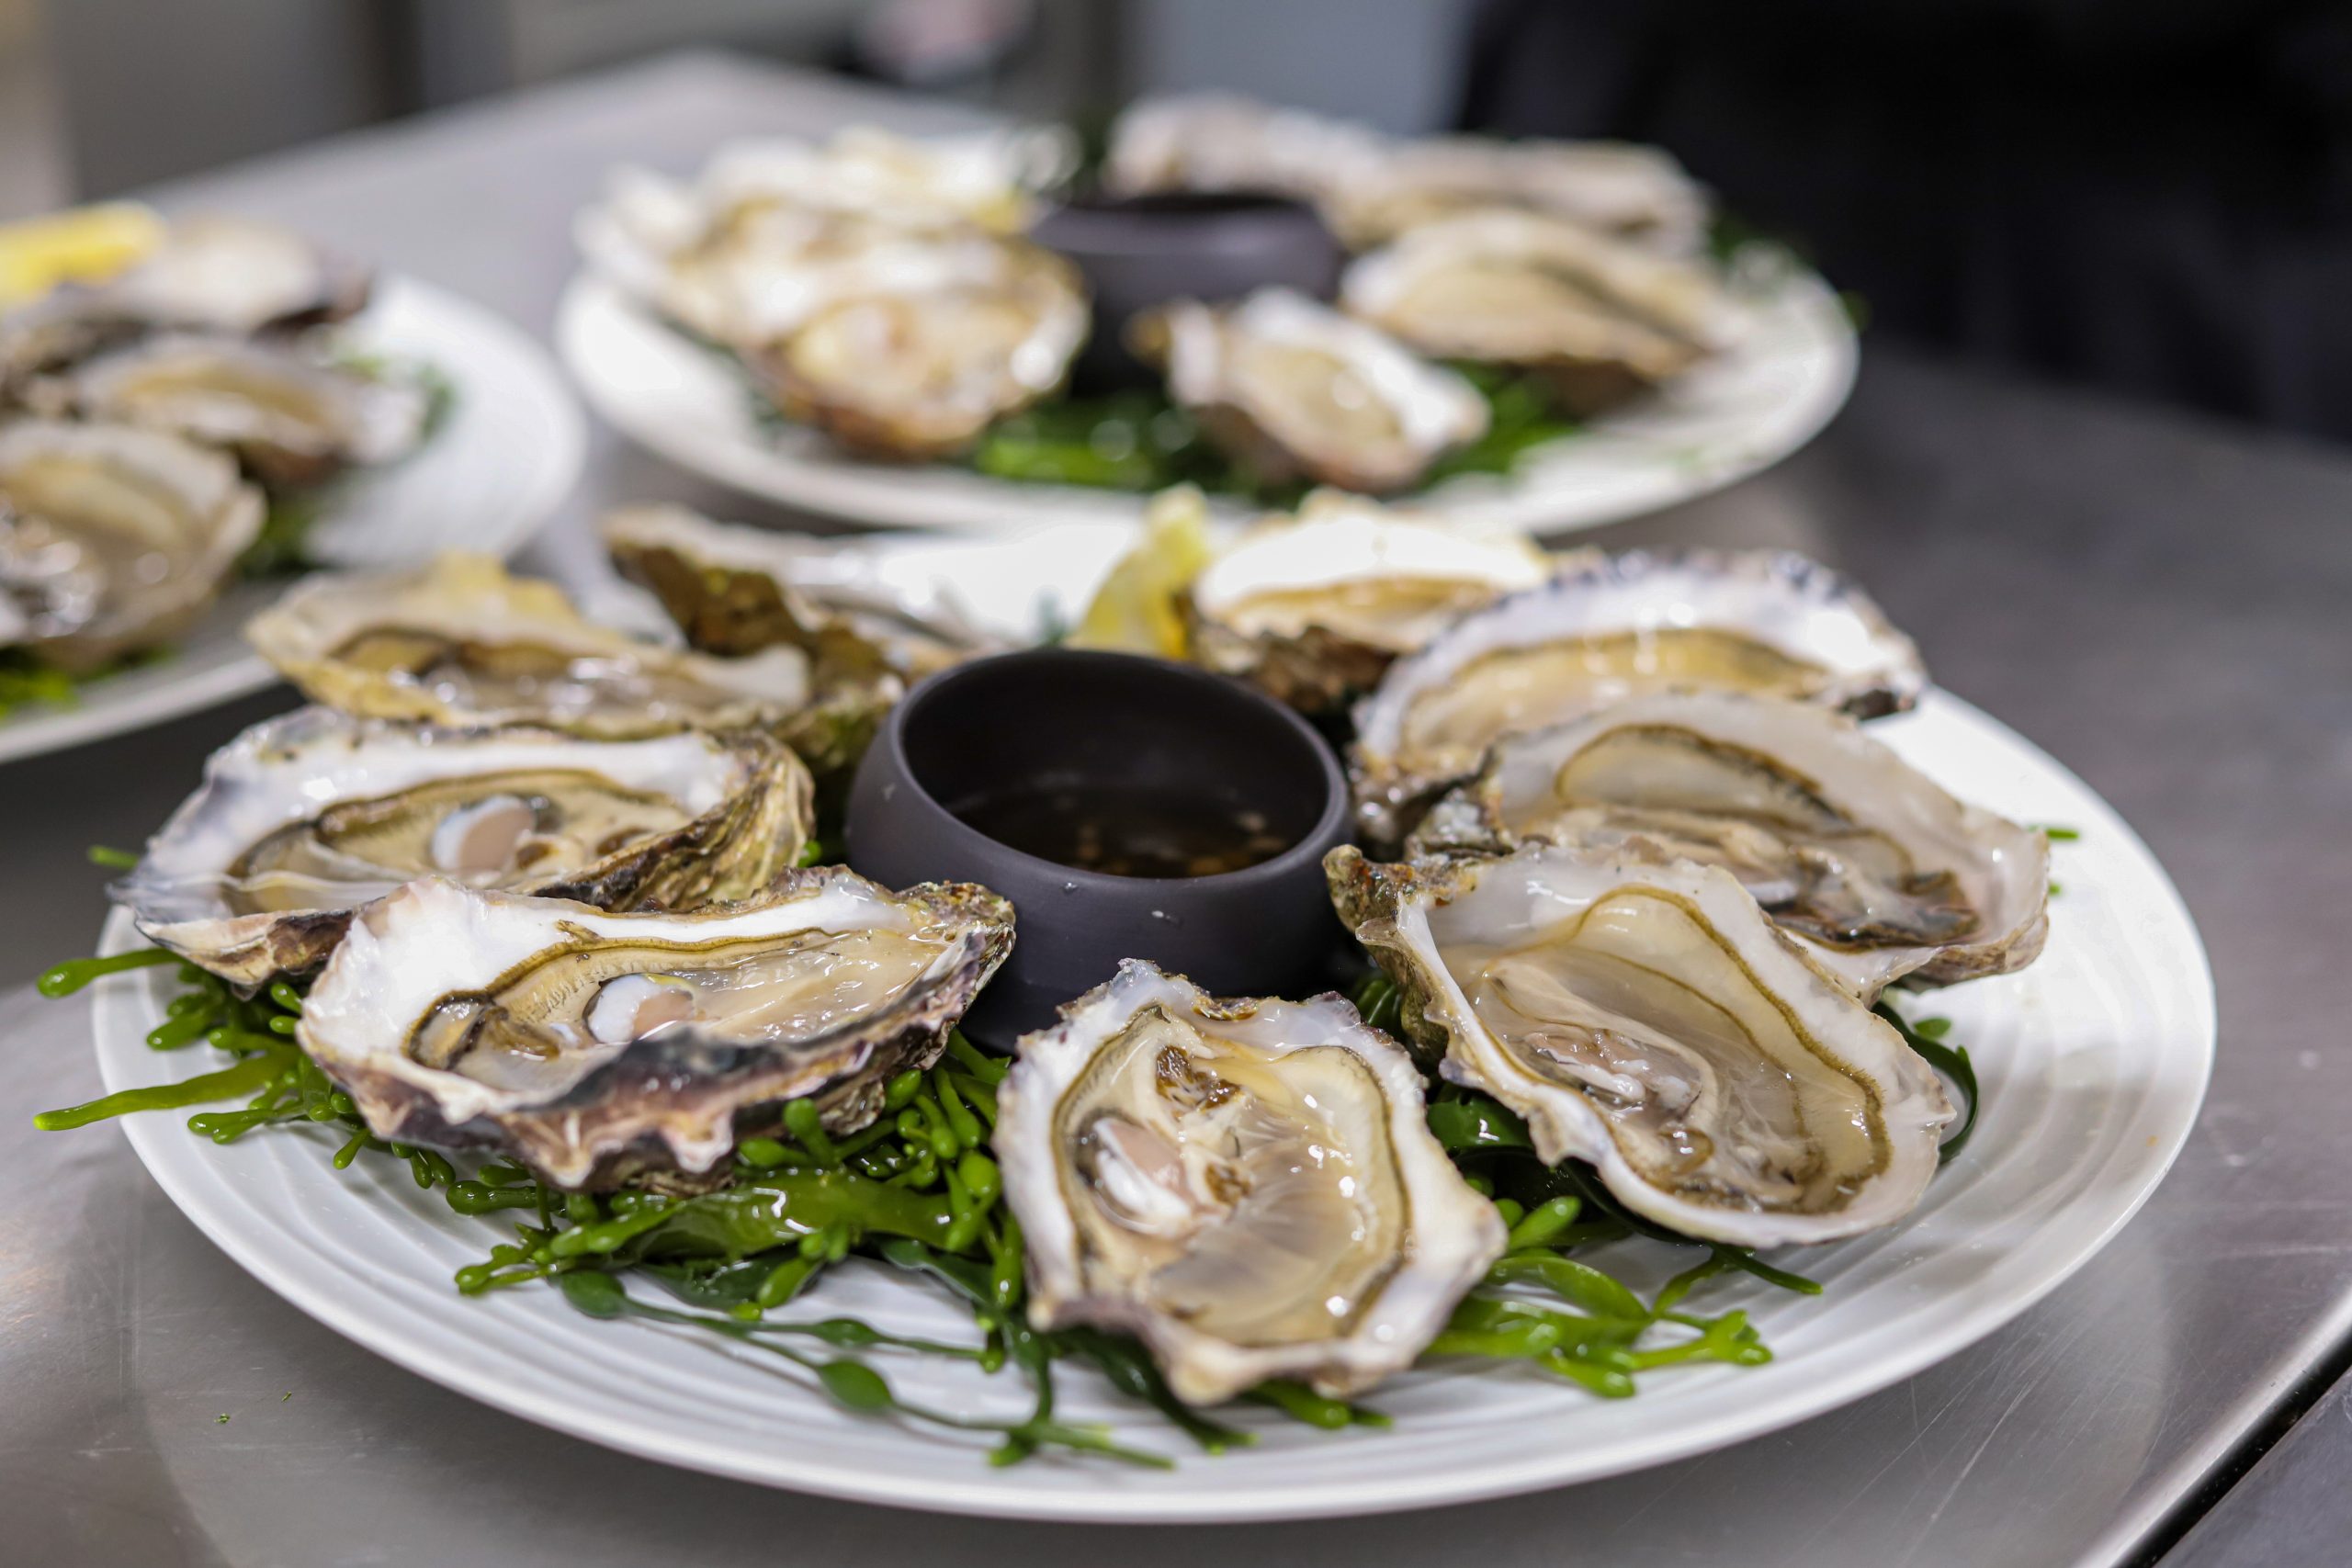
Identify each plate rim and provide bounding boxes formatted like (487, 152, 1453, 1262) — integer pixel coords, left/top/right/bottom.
(0, 275, 587, 767)
(86, 691, 2214, 1522)
(554, 262, 1860, 539)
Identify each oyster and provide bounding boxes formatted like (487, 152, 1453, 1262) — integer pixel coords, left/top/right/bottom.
(29, 334, 430, 490)
(1408, 691, 2049, 998)
(1182, 491, 1551, 712)
(0, 419, 264, 672)
(299, 869, 1014, 1188)
(998, 961, 1502, 1405)
(1324, 137, 1710, 254)
(605, 504, 993, 677)
(1, 217, 368, 390)
(1329, 844, 1954, 1246)
(580, 131, 1089, 457)
(245, 553, 810, 739)
(1130, 288, 1488, 494)
(746, 235, 1087, 460)
(1100, 94, 1382, 210)
(118, 706, 812, 987)
(1351, 549, 1928, 846)
(1341, 210, 1733, 414)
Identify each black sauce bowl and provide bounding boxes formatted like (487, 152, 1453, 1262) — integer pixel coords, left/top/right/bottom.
(844, 648, 1351, 1046)
(1031, 193, 1345, 389)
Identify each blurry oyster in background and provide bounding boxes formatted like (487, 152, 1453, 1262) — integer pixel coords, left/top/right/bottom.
(300, 868, 1014, 1189)
(1329, 843, 1954, 1247)
(246, 553, 810, 739)
(996, 960, 1503, 1405)
(0, 418, 263, 672)
(1182, 490, 1550, 713)
(117, 706, 812, 987)
(1350, 548, 1928, 846)
(1342, 210, 1734, 414)
(1130, 288, 1488, 494)
(1407, 690, 2049, 1000)
(28, 333, 429, 491)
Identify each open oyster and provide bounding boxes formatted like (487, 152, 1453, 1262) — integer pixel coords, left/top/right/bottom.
(246, 553, 810, 739)
(1351, 549, 1928, 845)
(1131, 289, 1488, 494)
(1329, 844, 1954, 1246)
(1101, 94, 1381, 211)
(1182, 491, 1551, 712)
(747, 235, 1087, 460)
(605, 504, 992, 677)
(1408, 691, 2049, 999)
(998, 961, 1502, 1405)
(1, 217, 369, 390)
(0, 419, 264, 672)
(1341, 210, 1733, 414)
(29, 334, 430, 490)
(300, 868, 1014, 1188)
(1324, 138, 1710, 254)
(117, 706, 812, 987)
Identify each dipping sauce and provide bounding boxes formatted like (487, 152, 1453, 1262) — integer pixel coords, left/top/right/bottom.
(954, 784, 1295, 879)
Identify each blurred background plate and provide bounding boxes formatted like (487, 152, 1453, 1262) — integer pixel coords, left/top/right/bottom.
(83, 521, 2210, 1522)
(0, 276, 586, 765)
(555, 253, 1856, 537)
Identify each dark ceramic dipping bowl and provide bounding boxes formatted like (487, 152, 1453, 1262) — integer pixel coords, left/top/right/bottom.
(1031, 193, 1346, 389)
(844, 649, 1351, 1046)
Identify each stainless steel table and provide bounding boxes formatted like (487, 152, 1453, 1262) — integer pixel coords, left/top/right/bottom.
(4, 52, 2346, 1568)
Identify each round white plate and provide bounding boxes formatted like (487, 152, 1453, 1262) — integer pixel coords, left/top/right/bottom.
(0, 277, 587, 765)
(555, 251, 1857, 538)
(83, 667, 2211, 1520)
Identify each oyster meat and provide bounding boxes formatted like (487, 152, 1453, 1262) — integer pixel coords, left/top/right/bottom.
(0, 418, 264, 672)
(1341, 210, 1733, 414)
(29, 334, 430, 490)
(118, 706, 812, 987)
(245, 553, 810, 739)
(1324, 137, 1710, 254)
(1329, 844, 1954, 1246)
(1351, 548, 1928, 845)
(1131, 288, 1488, 494)
(997, 961, 1502, 1405)
(1408, 691, 2049, 999)
(605, 504, 993, 677)
(300, 868, 1014, 1188)
(1182, 491, 1551, 712)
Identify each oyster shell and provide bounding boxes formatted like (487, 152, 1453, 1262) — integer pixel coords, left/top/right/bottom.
(300, 868, 1014, 1188)
(245, 553, 810, 739)
(0, 419, 264, 672)
(998, 960, 1502, 1405)
(747, 235, 1087, 460)
(29, 334, 429, 490)
(1329, 844, 1954, 1246)
(1351, 549, 1928, 846)
(1101, 94, 1382, 209)
(605, 504, 993, 677)
(1341, 210, 1733, 414)
(1408, 691, 2048, 998)
(117, 706, 813, 987)
(1, 217, 369, 390)
(1324, 137, 1710, 254)
(1130, 288, 1488, 494)
(1182, 491, 1551, 713)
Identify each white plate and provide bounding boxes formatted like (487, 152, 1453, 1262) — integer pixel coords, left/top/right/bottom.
(82, 641, 2211, 1522)
(0, 277, 587, 764)
(554, 251, 1857, 538)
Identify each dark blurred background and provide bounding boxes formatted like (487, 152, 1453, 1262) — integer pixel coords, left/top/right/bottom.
(6, 0, 2346, 436)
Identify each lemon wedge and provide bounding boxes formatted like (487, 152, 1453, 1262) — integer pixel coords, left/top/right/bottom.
(1069, 486, 1218, 657)
(0, 202, 166, 308)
